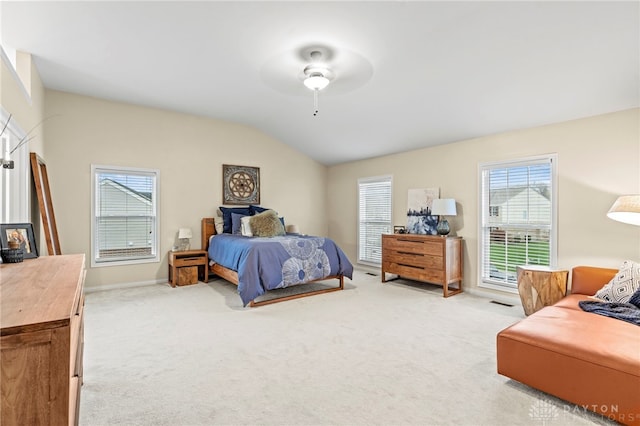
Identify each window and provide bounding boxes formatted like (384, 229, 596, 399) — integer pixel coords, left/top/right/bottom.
(479, 154, 557, 292)
(0, 108, 29, 223)
(358, 175, 392, 265)
(91, 165, 160, 267)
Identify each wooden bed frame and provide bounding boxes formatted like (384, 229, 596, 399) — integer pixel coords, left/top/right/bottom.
(201, 218, 344, 307)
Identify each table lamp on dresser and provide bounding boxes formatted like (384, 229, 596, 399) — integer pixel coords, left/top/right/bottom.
(431, 198, 457, 236)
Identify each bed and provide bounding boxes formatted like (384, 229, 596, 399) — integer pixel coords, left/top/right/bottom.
(201, 217, 353, 307)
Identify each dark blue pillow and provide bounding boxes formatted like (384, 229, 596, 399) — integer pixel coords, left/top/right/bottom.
(250, 205, 269, 215)
(219, 206, 252, 233)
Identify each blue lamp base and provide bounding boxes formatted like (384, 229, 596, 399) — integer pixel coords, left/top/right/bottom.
(436, 218, 450, 236)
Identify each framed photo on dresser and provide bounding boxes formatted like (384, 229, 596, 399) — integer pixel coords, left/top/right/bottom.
(0, 223, 39, 259)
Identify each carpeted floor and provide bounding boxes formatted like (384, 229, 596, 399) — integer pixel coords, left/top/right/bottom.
(79, 270, 614, 425)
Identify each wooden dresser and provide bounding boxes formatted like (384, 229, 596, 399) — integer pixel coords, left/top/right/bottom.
(1, 254, 86, 426)
(381, 233, 463, 297)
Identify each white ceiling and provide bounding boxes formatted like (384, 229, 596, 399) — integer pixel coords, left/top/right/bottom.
(2, 1, 638, 166)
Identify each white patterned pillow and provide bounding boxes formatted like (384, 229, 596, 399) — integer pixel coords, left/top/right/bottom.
(240, 215, 253, 237)
(594, 260, 640, 303)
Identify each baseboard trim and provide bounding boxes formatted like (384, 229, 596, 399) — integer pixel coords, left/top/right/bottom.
(354, 264, 381, 275)
(85, 278, 167, 293)
(466, 287, 521, 306)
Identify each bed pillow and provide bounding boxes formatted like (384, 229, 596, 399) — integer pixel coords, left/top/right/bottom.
(219, 206, 252, 233)
(240, 215, 253, 237)
(213, 216, 224, 234)
(593, 260, 640, 303)
(249, 209, 285, 237)
(231, 212, 249, 235)
(250, 205, 270, 215)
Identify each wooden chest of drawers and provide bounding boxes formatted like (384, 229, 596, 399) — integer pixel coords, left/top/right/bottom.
(381, 233, 463, 297)
(1, 254, 86, 425)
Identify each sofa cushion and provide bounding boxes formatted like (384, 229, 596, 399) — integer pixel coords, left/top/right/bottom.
(594, 260, 640, 303)
(570, 266, 618, 295)
(497, 306, 640, 425)
(499, 306, 640, 376)
(551, 293, 589, 311)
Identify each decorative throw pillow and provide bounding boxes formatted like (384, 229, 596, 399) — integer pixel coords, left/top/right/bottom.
(213, 216, 224, 234)
(594, 260, 640, 303)
(249, 210, 285, 237)
(231, 212, 248, 235)
(219, 206, 252, 233)
(240, 215, 253, 237)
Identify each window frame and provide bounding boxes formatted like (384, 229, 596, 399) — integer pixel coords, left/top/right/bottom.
(357, 175, 393, 266)
(91, 164, 160, 267)
(0, 106, 30, 223)
(477, 154, 558, 293)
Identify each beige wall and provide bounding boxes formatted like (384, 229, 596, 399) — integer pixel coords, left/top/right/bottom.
(327, 108, 640, 298)
(1, 52, 45, 155)
(5, 62, 639, 296)
(1, 51, 47, 249)
(44, 90, 328, 290)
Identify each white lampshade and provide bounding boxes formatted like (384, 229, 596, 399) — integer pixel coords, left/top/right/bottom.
(304, 74, 330, 91)
(607, 195, 640, 226)
(286, 224, 300, 234)
(431, 198, 457, 216)
(178, 228, 193, 239)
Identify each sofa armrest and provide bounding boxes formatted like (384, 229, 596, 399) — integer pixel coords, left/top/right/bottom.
(570, 266, 618, 296)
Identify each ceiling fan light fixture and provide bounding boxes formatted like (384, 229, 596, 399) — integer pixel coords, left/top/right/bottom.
(303, 64, 331, 91)
(302, 57, 333, 116)
(303, 73, 330, 91)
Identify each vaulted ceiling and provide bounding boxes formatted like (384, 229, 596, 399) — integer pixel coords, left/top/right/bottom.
(2, 1, 638, 165)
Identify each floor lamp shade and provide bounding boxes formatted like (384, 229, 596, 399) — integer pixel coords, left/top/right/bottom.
(607, 195, 640, 226)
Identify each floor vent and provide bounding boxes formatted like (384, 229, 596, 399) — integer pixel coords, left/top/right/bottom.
(366, 272, 378, 276)
(490, 300, 514, 307)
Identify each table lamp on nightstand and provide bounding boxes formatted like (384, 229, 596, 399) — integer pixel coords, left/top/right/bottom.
(178, 228, 192, 251)
(431, 198, 457, 236)
(286, 224, 300, 234)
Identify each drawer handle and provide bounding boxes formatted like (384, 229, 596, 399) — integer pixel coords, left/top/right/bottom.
(398, 263, 423, 270)
(397, 251, 423, 256)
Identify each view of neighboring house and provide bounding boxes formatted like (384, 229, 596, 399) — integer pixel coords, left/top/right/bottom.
(96, 177, 154, 260)
(489, 186, 551, 226)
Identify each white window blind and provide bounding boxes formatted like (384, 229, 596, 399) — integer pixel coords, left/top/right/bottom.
(92, 165, 160, 266)
(479, 155, 557, 291)
(358, 175, 392, 265)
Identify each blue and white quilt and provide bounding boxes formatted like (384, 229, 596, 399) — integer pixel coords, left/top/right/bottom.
(208, 234, 353, 306)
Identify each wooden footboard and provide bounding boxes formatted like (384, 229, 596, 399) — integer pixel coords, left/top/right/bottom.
(201, 217, 345, 307)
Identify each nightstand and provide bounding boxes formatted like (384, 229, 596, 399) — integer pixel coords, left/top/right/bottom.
(168, 250, 209, 287)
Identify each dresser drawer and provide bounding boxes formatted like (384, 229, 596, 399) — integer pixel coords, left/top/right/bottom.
(69, 375, 80, 426)
(383, 237, 443, 256)
(70, 296, 84, 378)
(383, 262, 445, 284)
(385, 252, 443, 269)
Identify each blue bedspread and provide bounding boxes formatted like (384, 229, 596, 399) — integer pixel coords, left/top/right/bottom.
(208, 234, 353, 306)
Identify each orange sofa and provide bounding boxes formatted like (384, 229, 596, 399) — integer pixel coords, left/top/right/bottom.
(497, 266, 640, 425)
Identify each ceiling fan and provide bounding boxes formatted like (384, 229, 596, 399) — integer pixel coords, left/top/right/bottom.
(261, 44, 373, 116)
